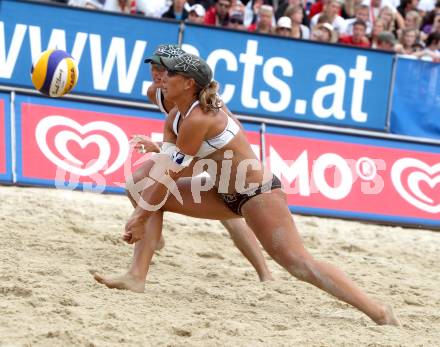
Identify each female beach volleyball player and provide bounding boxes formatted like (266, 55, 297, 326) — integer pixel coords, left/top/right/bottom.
(93, 45, 272, 291)
(96, 52, 398, 325)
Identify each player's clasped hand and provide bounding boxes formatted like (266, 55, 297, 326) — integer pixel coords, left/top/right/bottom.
(130, 135, 160, 154)
(123, 213, 146, 244)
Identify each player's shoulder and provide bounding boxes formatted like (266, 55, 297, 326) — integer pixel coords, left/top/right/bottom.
(188, 106, 216, 123)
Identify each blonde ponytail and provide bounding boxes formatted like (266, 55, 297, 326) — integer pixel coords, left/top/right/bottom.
(198, 81, 224, 113)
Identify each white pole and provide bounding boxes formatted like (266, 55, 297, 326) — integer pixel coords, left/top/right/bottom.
(10, 91, 17, 183)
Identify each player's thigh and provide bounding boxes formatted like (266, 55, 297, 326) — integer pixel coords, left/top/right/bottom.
(241, 189, 308, 259)
(163, 177, 239, 220)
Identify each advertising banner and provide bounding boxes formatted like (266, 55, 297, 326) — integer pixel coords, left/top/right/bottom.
(13, 95, 262, 193)
(0, 93, 12, 183)
(182, 24, 394, 131)
(15, 95, 164, 192)
(265, 126, 440, 228)
(12, 94, 439, 227)
(390, 58, 440, 140)
(0, 0, 179, 101)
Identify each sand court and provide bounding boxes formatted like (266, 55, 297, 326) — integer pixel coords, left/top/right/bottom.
(1, 185, 439, 346)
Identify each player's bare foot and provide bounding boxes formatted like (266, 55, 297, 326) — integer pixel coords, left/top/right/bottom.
(374, 305, 400, 326)
(90, 270, 145, 293)
(259, 273, 274, 282)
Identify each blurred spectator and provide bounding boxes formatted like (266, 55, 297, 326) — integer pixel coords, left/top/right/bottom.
(311, 22, 335, 42)
(378, 5, 405, 34)
(311, 0, 346, 34)
(344, 4, 372, 35)
(370, 18, 386, 47)
(228, 9, 246, 30)
(285, 5, 311, 38)
(244, 0, 261, 25)
(400, 10, 427, 40)
(339, 19, 370, 46)
(102, 0, 136, 13)
(136, 0, 170, 17)
(367, 0, 403, 26)
(205, 0, 232, 26)
(276, 0, 310, 27)
(421, 2, 440, 33)
(413, 31, 440, 60)
(68, 0, 104, 9)
(316, 12, 339, 40)
(397, 0, 420, 18)
(244, 0, 275, 26)
(342, 0, 364, 19)
(248, 4, 275, 33)
(275, 16, 293, 36)
(162, 0, 189, 20)
(230, 0, 246, 11)
(229, 1, 246, 18)
(309, 0, 328, 19)
(404, 10, 423, 29)
(376, 31, 397, 50)
(187, 0, 215, 9)
(395, 28, 419, 54)
(187, 3, 206, 23)
(432, 11, 440, 32)
(367, 0, 383, 23)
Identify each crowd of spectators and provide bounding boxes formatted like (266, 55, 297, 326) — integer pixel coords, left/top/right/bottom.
(47, 0, 440, 61)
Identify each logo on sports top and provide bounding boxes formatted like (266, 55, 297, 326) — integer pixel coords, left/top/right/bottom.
(172, 151, 186, 165)
(35, 115, 129, 176)
(391, 158, 440, 214)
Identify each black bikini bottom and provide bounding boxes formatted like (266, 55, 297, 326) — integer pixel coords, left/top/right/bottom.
(219, 175, 282, 216)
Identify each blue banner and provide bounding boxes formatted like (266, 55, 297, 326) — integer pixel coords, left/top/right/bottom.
(0, 92, 12, 183)
(182, 24, 394, 131)
(0, 0, 179, 101)
(390, 58, 440, 140)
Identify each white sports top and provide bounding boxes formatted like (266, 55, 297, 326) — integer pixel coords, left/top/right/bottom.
(172, 100, 240, 158)
(156, 88, 167, 114)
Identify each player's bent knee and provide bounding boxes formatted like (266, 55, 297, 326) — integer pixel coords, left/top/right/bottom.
(278, 253, 314, 281)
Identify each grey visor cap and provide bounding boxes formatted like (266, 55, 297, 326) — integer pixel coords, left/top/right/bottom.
(144, 55, 162, 65)
(144, 44, 186, 64)
(159, 53, 213, 87)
